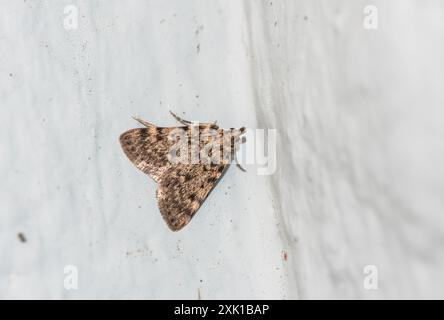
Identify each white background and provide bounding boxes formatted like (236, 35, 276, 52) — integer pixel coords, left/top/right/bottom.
(1, 0, 444, 299)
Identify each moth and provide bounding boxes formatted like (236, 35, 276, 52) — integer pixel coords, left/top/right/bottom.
(119, 111, 246, 231)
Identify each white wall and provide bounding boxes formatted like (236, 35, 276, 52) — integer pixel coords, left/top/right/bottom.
(246, 0, 444, 299)
(1, 0, 443, 299)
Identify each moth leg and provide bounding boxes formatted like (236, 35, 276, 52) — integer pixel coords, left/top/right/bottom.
(236, 163, 247, 172)
(233, 130, 246, 172)
(169, 111, 193, 126)
(132, 116, 154, 128)
(234, 151, 247, 172)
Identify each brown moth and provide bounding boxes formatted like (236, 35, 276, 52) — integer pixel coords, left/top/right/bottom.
(119, 111, 245, 231)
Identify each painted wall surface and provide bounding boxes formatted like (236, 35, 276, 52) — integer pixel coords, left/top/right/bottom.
(1, 0, 443, 299)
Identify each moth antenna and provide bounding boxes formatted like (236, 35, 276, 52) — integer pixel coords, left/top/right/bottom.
(169, 110, 193, 126)
(132, 116, 154, 128)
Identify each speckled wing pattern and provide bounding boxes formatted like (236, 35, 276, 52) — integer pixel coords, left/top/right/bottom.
(157, 164, 227, 231)
(119, 114, 243, 231)
(120, 125, 179, 183)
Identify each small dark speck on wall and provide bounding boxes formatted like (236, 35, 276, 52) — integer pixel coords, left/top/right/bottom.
(282, 250, 288, 261)
(17, 232, 27, 243)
